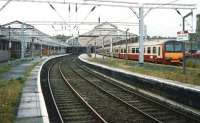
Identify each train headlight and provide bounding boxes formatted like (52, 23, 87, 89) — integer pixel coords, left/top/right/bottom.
(165, 57, 172, 61)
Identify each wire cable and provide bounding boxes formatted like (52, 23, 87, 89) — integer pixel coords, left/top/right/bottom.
(0, 0, 12, 12)
(48, 2, 66, 22)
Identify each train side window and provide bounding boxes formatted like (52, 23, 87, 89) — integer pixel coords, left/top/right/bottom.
(132, 48, 135, 53)
(136, 48, 139, 53)
(153, 47, 156, 54)
(144, 48, 146, 53)
(158, 47, 161, 56)
(147, 47, 151, 54)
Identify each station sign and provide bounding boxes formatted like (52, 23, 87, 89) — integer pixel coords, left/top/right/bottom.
(177, 31, 189, 41)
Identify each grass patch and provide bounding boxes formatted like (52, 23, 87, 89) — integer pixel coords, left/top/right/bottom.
(0, 79, 24, 123)
(89, 57, 200, 85)
(0, 64, 11, 74)
(186, 57, 200, 68)
(0, 61, 40, 123)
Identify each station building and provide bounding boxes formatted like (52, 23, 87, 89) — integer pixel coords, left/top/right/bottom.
(0, 21, 68, 62)
(67, 22, 138, 54)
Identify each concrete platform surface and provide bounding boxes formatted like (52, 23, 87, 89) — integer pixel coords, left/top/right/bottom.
(81, 54, 200, 91)
(0, 57, 44, 81)
(15, 54, 68, 123)
(15, 59, 49, 123)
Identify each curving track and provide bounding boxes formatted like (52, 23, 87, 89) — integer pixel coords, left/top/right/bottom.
(41, 57, 106, 123)
(41, 55, 200, 123)
(73, 58, 200, 123)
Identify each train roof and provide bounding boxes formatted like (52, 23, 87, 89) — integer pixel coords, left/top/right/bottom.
(128, 38, 177, 47)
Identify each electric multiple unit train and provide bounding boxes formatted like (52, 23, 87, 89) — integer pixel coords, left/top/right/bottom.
(97, 39, 183, 65)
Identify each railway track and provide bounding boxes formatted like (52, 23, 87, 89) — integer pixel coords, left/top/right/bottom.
(42, 57, 107, 123)
(64, 55, 199, 123)
(41, 55, 200, 123)
(60, 56, 157, 123)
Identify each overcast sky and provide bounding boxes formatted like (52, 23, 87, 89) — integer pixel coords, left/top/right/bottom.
(0, 0, 199, 37)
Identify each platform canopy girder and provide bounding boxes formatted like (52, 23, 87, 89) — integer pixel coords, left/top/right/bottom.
(0, 0, 196, 9)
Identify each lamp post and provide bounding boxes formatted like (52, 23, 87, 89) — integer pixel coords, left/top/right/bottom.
(125, 28, 129, 60)
(39, 39, 43, 58)
(8, 26, 11, 64)
(102, 36, 104, 60)
(31, 37, 35, 60)
(176, 9, 193, 74)
(95, 39, 97, 58)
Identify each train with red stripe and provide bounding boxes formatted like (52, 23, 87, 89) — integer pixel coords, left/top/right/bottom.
(97, 39, 184, 65)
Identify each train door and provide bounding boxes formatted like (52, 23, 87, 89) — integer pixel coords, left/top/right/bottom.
(157, 45, 163, 63)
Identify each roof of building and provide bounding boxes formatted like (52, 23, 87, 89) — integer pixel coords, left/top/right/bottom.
(0, 20, 68, 47)
(67, 22, 137, 46)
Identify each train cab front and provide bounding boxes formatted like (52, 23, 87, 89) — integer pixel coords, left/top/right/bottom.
(164, 40, 183, 65)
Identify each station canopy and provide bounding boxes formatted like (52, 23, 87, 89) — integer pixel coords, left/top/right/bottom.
(67, 22, 137, 47)
(0, 21, 68, 47)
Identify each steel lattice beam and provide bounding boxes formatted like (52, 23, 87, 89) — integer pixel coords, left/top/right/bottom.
(24, 21, 139, 26)
(0, 0, 196, 9)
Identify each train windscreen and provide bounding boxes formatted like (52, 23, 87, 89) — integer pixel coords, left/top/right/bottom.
(165, 41, 183, 52)
(174, 42, 182, 52)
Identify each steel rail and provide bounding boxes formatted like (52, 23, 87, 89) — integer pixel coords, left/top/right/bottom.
(47, 62, 64, 123)
(77, 61, 200, 122)
(67, 60, 162, 123)
(58, 61, 108, 123)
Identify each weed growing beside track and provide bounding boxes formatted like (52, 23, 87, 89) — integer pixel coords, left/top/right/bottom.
(0, 64, 11, 74)
(0, 61, 40, 123)
(88, 56, 200, 85)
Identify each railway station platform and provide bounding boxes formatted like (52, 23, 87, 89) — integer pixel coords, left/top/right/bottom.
(0, 57, 43, 81)
(79, 54, 200, 116)
(15, 58, 48, 123)
(14, 54, 68, 123)
(11, 55, 59, 123)
(7, 57, 49, 123)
